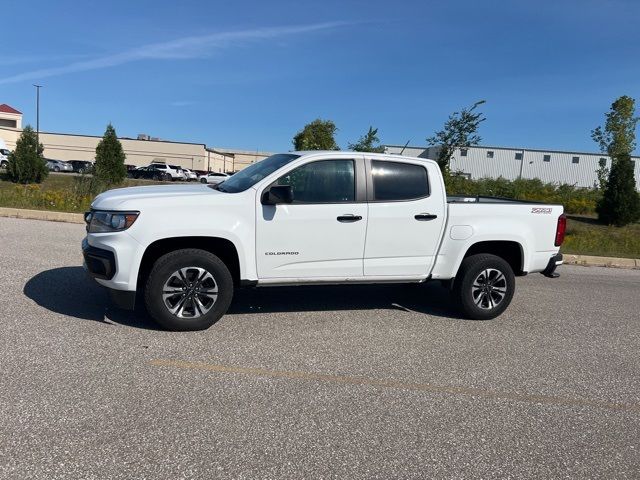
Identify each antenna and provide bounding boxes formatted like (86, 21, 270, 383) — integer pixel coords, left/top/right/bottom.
(399, 140, 410, 155)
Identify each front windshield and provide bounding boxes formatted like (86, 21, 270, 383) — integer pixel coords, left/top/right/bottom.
(216, 153, 300, 193)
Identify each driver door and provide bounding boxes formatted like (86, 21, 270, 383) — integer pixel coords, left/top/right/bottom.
(256, 157, 367, 279)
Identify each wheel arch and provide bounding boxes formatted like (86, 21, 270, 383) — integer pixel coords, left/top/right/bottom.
(458, 240, 525, 277)
(137, 236, 241, 291)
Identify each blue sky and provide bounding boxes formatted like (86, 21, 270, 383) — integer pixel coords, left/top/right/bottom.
(2, 0, 639, 153)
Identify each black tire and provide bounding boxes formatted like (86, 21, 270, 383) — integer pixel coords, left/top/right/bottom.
(144, 249, 234, 331)
(200, 178, 207, 184)
(0, 161, 8, 169)
(453, 254, 515, 320)
(54, 166, 60, 172)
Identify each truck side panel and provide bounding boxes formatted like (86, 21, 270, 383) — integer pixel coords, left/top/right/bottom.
(431, 203, 564, 280)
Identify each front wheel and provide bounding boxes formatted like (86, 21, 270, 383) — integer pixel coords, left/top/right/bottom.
(144, 249, 234, 331)
(453, 254, 515, 320)
(200, 178, 207, 184)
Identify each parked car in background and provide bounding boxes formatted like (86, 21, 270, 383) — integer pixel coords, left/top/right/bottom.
(125, 164, 137, 171)
(46, 159, 74, 172)
(182, 168, 198, 182)
(68, 160, 94, 173)
(149, 163, 185, 181)
(128, 166, 171, 181)
(0, 148, 10, 169)
(199, 172, 229, 184)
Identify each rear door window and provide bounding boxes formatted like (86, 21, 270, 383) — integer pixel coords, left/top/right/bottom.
(371, 160, 429, 201)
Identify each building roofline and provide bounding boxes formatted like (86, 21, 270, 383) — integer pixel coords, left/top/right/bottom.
(0, 104, 22, 114)
(210, 146, 274, 156)
(383, 144, 639, 159)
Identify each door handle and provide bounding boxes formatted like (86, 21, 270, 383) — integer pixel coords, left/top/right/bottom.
(337, 215, 362, 223)
(414, 213, 438, 221)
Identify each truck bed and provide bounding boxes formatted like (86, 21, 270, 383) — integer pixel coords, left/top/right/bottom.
(447, 195, 546, 205)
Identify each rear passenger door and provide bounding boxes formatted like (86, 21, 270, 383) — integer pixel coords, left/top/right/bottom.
(363, 158, 446, 277)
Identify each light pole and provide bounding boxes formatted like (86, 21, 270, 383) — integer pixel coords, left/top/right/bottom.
(33, 84, 42, 151)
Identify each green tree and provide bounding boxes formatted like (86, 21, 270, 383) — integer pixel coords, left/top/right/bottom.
(592, 96, 640, 226)
(6, 125, 48, 184)
(293, 119, 339, 151)
(427, 100, 486, 174)
(348, 126, 385, 153)
(94, 124, 127, 185)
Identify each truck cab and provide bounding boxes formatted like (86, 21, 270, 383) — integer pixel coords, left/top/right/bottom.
(83, 152, 564, 330)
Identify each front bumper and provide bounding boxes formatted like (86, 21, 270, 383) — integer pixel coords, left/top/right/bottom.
(82, 238, 137, 310)
(82, 238, 116, 280)
(542, 253, 563, 278)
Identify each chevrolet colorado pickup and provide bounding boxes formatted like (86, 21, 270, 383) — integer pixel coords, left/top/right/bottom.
(82, 152, 565, 331)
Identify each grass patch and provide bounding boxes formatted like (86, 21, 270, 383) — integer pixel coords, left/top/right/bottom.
(563, 215, 640, 259)
(0, 173, 166, 213)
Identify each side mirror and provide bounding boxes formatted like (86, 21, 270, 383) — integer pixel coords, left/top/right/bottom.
(261, 185, 294, 205)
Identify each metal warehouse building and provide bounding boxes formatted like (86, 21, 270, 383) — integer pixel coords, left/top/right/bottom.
(384, 144, 640, 189)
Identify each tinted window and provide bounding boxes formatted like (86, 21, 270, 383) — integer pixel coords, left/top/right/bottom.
(460, 148, 468, 156)
(543, 154, 551, 162)
(371, 160, 429, 201)
(274, 160, 355, 203)
(487, 151, 494, 158)
(572, 156, 579, 164)
(515, 152, 523, 160)
(219, 153, 300, 193)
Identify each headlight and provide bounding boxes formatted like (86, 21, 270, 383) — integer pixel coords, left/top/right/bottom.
(87, 211, 139, 233)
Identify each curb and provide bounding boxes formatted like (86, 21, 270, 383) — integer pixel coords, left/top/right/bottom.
(0, 207, 84, 224)
(563, 254, 639, 270)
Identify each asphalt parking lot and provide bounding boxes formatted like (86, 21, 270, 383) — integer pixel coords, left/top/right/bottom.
(1, 216, 639, 479)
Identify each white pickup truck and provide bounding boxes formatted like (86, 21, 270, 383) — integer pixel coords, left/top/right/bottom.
(82, 151, 565, 330)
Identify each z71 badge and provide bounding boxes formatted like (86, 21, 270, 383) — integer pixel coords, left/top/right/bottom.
(531, 207, 552, 214)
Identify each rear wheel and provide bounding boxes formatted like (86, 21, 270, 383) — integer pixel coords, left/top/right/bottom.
(453, 254, 515, 320)
(144, 249, 234, 331)
(200, 178, 207, 184)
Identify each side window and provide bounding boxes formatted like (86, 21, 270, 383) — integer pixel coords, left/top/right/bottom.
(274, 159, 355, 203)
(371, 160, 429, 201)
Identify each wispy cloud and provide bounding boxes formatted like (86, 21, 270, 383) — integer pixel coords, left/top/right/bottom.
(0, 54, 90, 66)
(0, 22, 348, 85)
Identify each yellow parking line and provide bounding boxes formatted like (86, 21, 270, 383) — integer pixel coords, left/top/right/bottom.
(149, 359, 640, 413)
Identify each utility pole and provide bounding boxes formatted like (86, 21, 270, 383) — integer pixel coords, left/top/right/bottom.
(33, 84, 42, 153)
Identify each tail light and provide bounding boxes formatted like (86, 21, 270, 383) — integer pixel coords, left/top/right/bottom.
(555, 214, 566, 246)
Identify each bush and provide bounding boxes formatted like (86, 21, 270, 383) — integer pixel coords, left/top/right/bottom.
(596, 156, 640, 226)
(94, 124, 127, 185)
(445, 175, 601, 215)
(6, 125, 48, 184)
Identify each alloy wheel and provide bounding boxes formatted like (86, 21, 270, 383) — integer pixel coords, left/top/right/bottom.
(471, 268, 507, 310)
(162, 267, 219, 318)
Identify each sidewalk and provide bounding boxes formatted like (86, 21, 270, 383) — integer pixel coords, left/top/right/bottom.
(563, 253, 639, 269)
(0, 207, 84, 224)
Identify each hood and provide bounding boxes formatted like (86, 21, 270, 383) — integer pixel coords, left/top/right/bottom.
(92, 184, 218, 210)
